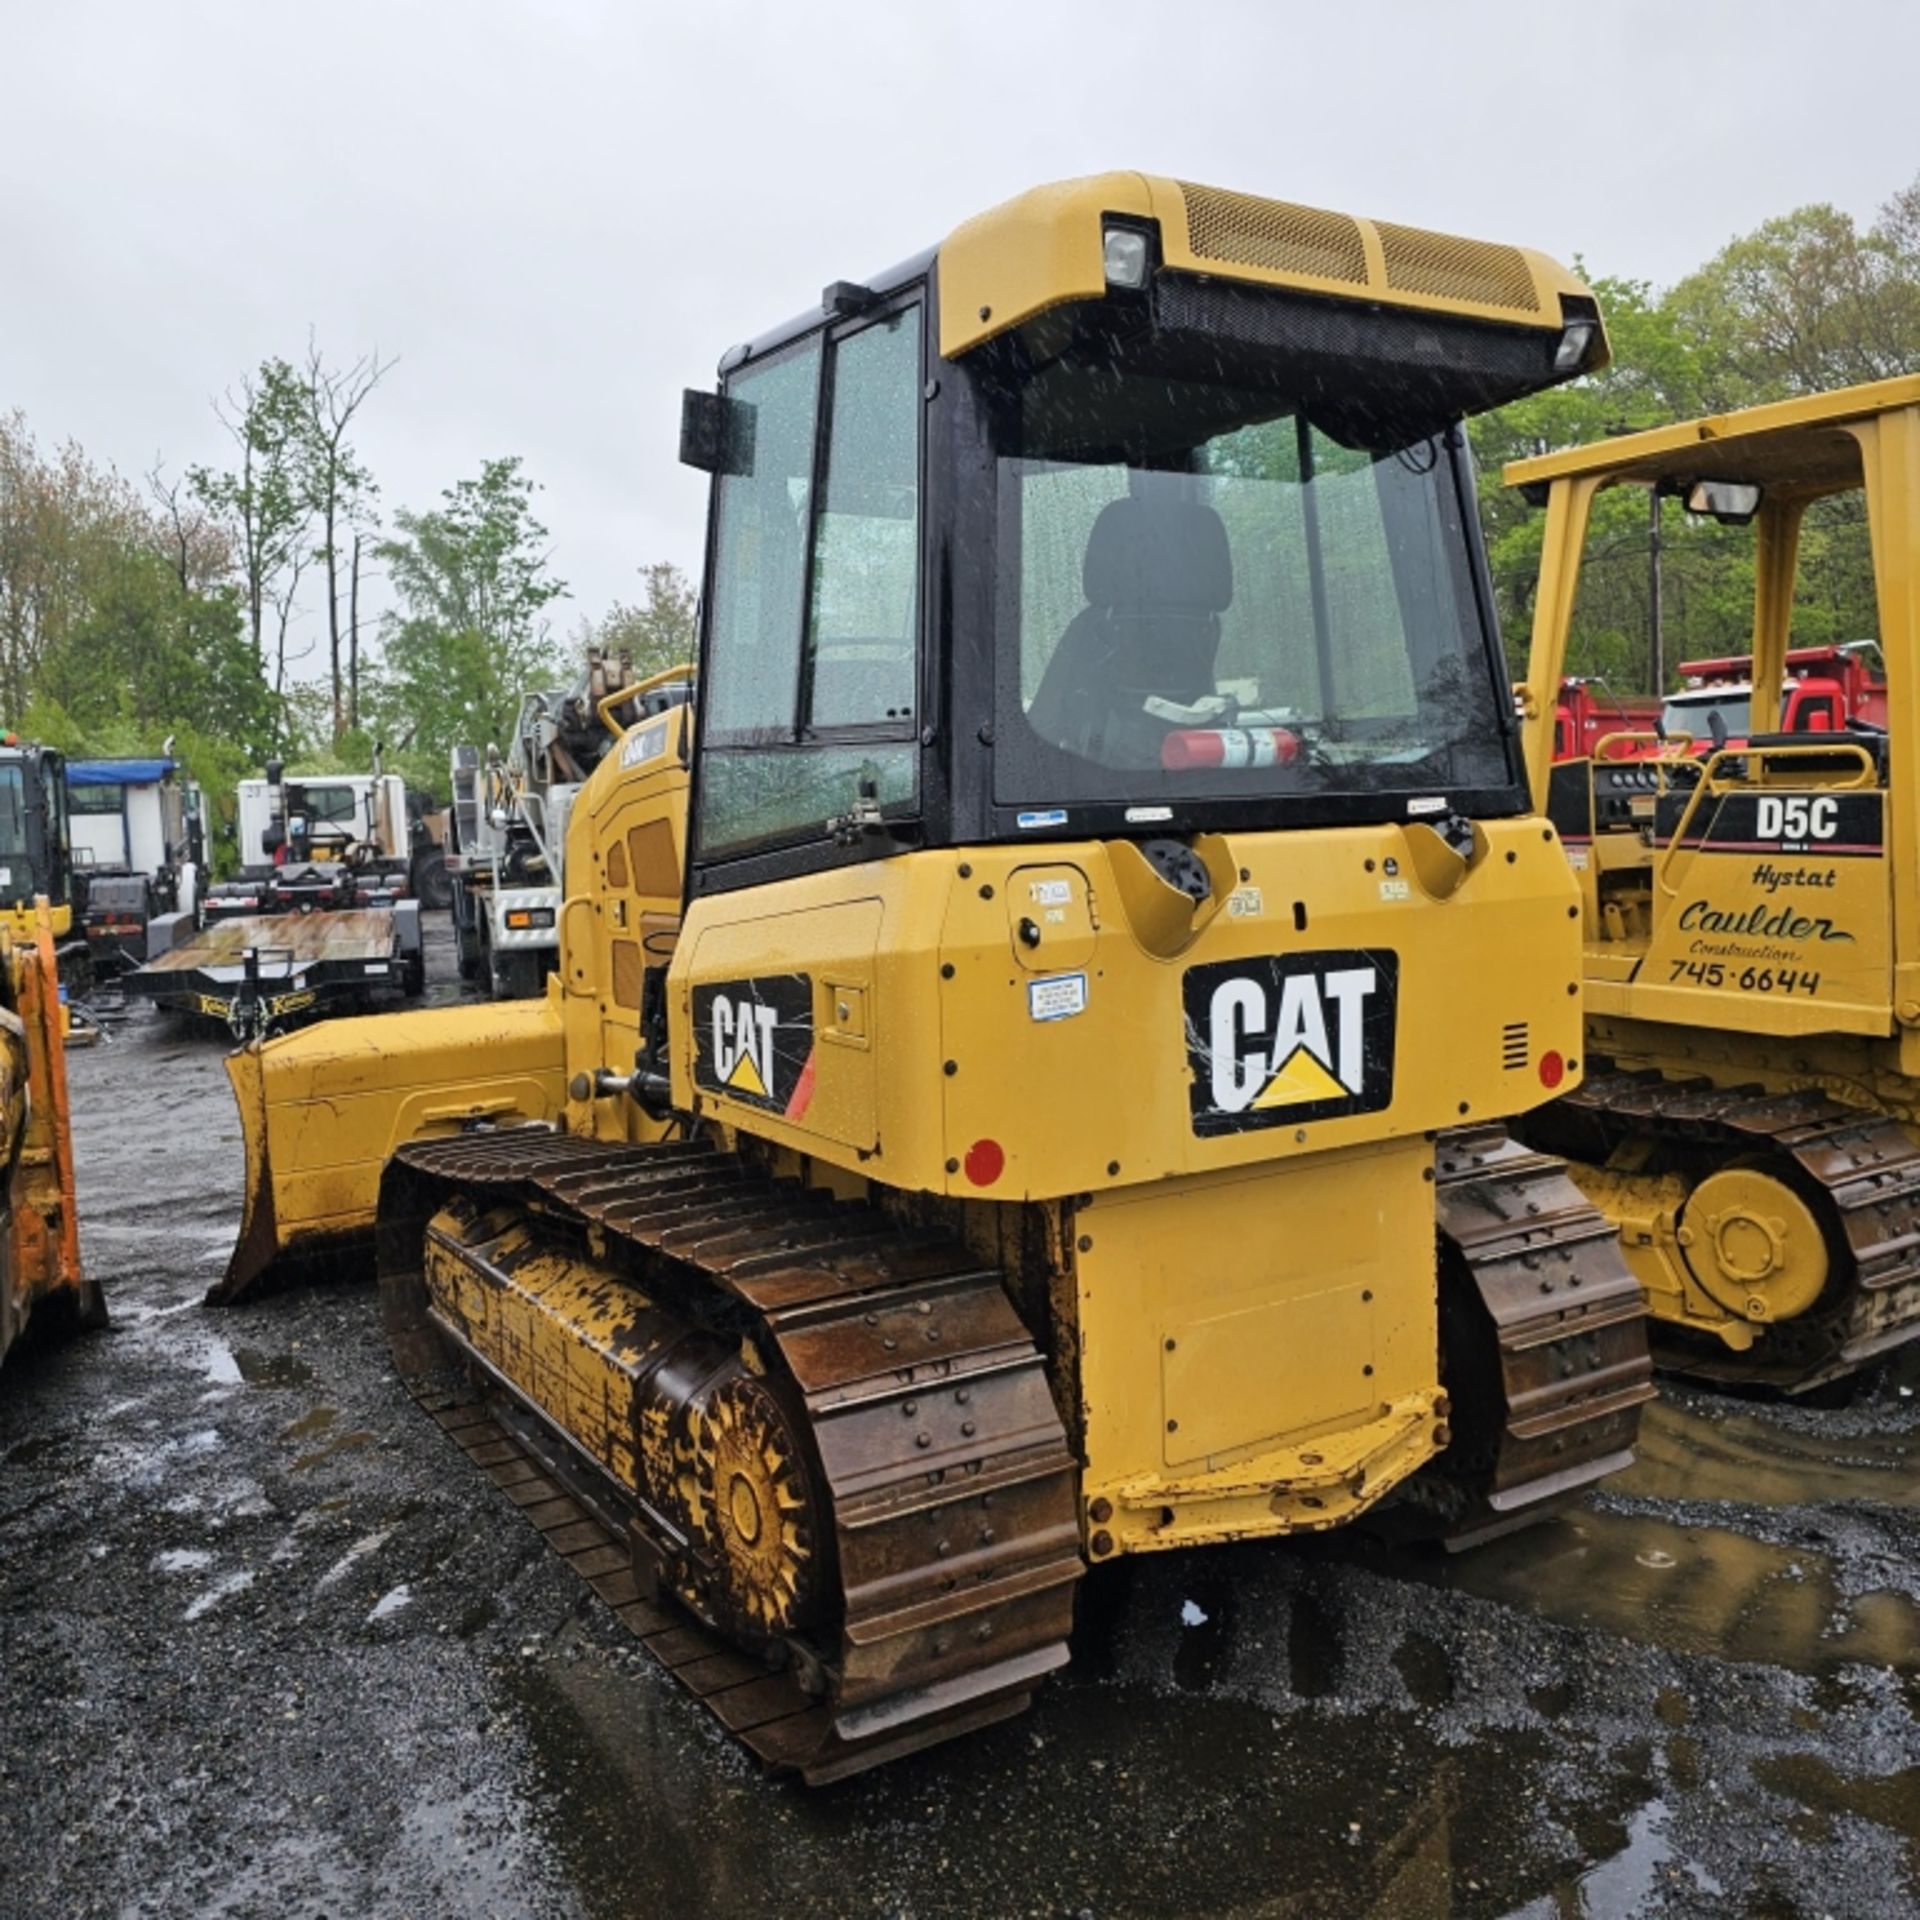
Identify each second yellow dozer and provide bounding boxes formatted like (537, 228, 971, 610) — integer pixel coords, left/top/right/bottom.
(1512, 375, 1920, 1392)
(0, 900, 96, 1369)
(217, 173, 1651, 1779)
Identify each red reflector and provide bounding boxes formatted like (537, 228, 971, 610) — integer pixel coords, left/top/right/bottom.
(963, 1138, 1005, 1186)
(1538, 1050, 1566, 1090)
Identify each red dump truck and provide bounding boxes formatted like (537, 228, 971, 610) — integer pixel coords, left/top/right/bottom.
(1658, 642, 1887, 748)
(1550, 645, 1885, 764)
(1551, 679, 1664, 758)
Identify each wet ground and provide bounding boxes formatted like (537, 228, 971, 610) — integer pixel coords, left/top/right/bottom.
(4, 918, 1920, 1917)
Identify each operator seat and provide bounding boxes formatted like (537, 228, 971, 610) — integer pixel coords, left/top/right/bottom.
(1027, 493, 1234, 763)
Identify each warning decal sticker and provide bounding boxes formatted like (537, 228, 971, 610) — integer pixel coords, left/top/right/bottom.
(691, 972, 815, 1119)
(1183, 949, 1399, 1136)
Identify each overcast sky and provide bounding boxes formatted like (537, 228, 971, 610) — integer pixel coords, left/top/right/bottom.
(7, 0, 1918, 658)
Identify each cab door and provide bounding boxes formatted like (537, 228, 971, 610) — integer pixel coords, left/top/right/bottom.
(675, 291, 928, 1157)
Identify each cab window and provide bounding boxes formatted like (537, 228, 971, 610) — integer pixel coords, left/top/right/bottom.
(295, 783, 359, 825)
(697, 304, 922, 862)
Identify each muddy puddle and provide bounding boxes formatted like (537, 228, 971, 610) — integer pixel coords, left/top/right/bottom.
(1754, 1751, 1920, 1851)
(500, 1651, 1687, 1920)
(292, 1427, 379, 1471)
(1619, 1395, 1920, 1509)
(204, 1339, 316, 1390)
(1416, 1507, 1920, 1677)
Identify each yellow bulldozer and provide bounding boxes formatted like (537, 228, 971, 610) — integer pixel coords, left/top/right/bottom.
(0, 902, 95, 1368)
(216, 172, 1652, 1780)
(1512, 375, 1920, 1391)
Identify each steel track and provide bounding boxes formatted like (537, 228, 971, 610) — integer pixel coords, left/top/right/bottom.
(1547, 1068, 1920, 1390)
(1426, 1127, 1656, 1544)
(380, 1129, 1083, 1783)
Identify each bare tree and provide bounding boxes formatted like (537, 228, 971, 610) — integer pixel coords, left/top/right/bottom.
(302, 337, 394, 738)
(347, 529, 379, 731)
(267, 545, 312, 707)
(146, 462, 232, 594)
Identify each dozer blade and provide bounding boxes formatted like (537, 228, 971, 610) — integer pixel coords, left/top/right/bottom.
(219, 1041, 294, 1304)
(213, 998, 572, 1306)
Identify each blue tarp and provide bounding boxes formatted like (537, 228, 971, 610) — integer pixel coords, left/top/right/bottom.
(68, 759, 175, 788)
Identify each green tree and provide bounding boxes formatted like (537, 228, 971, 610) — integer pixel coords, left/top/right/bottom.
(1667, 179, 1920, 402)
(1471, 272, 1713, 679)
(24, 542, 273, 867)
(1470, 170, 1920, 692)
(371, 457, 567, 762)
(580, 560, 698, 680)
(0, 412, 151, 721)
(188, 358, 313, 701)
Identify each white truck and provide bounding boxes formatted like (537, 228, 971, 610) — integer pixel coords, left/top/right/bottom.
(67, 756, 206, 966)
(127, 762, 429, 1035)
(447, 652, 691, 998)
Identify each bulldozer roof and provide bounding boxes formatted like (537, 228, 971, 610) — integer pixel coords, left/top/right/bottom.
(728, 173, 1603, 371)
(937, 171, 1599, 358)
(1503, 373, 1920, 499)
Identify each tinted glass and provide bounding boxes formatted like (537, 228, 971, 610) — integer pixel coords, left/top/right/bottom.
(698, 309, 922, 863)
(703, 343, 822, 742)
(0, 767, 25, 858)
(992, 373, 1508, 808)
(806, 310, 921, 730)
(1662, 694, 1753, 739)
(295, 783, 358, 824)
(699, 745, 916, 855)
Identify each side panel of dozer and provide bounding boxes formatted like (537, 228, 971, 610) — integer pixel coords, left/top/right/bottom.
(218, 995, 569, 1303)
(0, 904, 98, 1368)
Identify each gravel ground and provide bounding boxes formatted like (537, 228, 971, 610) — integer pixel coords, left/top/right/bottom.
(3, 918, 1919, 1919)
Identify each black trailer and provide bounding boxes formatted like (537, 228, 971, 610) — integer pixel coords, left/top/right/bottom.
(123, 902, 423, 1035)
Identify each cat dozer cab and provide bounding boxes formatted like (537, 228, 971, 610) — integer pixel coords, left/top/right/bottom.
(1512, 375, 1920, 1391)
(217, 173, 1650, 1779)
(0, 902, 94, 1368)
(0, 740, 92, 995)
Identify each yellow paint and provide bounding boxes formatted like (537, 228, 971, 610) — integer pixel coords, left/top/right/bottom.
(223, 174, 1631, 1566)
(425, 1197, 815, 1636)
(1684, 1165, 1828, 1322)
(1505, 373, 1920, 492)
(1252, 1046, 1349, 1109)
(723, 1047, 768, 1099)
(559, 701, 692, 1144)
(224, 997, 570, 1294)
(1077, 1139, 1444, 1550)
(0, 900, 89, 1364)
(0, 902, 71, 943)
(939, 173, 1600, 359)
(1515, 375, 1920, 1355)
(669, 816, 1585, 1200)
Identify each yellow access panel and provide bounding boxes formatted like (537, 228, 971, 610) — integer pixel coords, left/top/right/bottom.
(1074, 1139, 1442, 1552)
